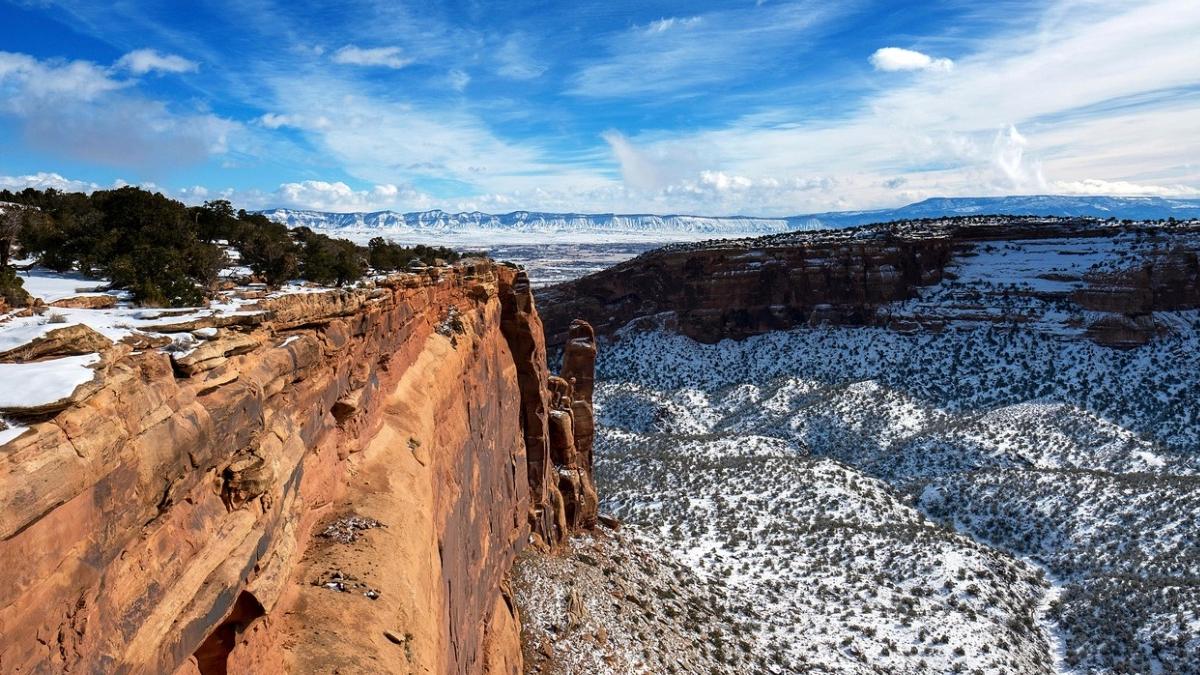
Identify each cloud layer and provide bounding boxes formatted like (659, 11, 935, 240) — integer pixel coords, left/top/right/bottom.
(0, 51, 233, 171)
(1, 0, 1197, 214)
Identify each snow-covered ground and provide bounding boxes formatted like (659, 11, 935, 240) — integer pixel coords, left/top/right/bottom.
(16, 267, 114, 303)
(592, 303, 1200, 672)
(0, 353, 101, 409)
(0, 266, 367, 444)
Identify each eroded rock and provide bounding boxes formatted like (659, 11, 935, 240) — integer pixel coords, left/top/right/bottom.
(0, 323, 112, 363)
(0, 261, 597, 675)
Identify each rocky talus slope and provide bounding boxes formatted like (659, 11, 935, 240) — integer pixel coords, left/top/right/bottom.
(540, 217, 1200, 348)
(0, 262, 598, 674)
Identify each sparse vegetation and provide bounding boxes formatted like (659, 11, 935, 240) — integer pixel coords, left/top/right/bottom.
(589, 231, 1200, 673)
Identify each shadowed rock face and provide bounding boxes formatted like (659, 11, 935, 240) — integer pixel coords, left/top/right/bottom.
(539, 232, 954, 345)
(540, 218, 1200, 349)
(0, 261, 596, 675)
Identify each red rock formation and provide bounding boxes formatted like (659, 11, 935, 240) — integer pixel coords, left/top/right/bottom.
(540, 219, 1200, 349)
(540, 236, 953, 345)
(1074, 245, 1200, 347)
(0, 261, 596, 674)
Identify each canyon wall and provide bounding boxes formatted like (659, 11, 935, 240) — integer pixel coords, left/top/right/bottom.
(541, 220, 1200, 349)
(539, 234, 955, 345)
(0, 261, 597, 674)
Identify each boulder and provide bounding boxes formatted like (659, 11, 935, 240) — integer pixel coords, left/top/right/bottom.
(0, 323, 112, 363)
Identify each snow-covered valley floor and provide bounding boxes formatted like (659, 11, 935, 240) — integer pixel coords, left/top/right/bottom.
(591, 316, 1200, 674)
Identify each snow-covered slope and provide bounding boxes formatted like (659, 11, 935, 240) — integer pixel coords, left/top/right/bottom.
(587, 230, 1200, 673)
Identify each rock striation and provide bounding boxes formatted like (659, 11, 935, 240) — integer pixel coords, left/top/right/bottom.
(540, 217, 1200, 349)
(0, 261, 596, 674)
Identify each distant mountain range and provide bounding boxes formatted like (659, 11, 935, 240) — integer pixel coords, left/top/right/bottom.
(258, 209, 802, 242)
(259, 195, 1200, 242)
(788, 195, 1200, 229)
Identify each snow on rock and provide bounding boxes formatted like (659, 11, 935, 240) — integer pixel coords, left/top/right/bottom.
(0, 353, 101, 412)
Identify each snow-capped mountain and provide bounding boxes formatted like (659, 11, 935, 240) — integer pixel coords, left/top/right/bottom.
(258, 208, 800, 242)
(789, 195, 1200, 229)
(258, 196, 1199, 244)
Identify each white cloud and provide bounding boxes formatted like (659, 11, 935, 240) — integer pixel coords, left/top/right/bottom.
(1051, 178, 1200, 197)
(495, 36, 546, 80)
(0, 51, 235, 171)
(253, 71, 613, 202)
(269, 180, 432, 211)
(447, 69, 470, 92)
(602, 130, 694, 191)
(0, 172, 105, 193)
(258, 112, 297, 129)
(642, 16, 703, 35)
(331, 45, 413, 69)
(0, 171, 441, 212)
(0, 50, 126, 101)
(869, 47, 953, 72)
(992, 125, 1045, 191)
(116, 49, 198, 75)
(571, 3, 844, 98)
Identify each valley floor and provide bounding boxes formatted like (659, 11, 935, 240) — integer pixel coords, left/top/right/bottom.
(581, 317, 1200, 674)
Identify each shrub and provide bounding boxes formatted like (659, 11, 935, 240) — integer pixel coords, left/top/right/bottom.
(0, 264, 29, 307)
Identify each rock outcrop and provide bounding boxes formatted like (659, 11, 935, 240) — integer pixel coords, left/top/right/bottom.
(0, 261, 596, 674)
(540, 218, 1200, 349)
(1074, 245, 1200, 347)
(539, 231, 954, 345)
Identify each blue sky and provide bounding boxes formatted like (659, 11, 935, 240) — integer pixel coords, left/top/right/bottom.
(0, 0, 1197, 215)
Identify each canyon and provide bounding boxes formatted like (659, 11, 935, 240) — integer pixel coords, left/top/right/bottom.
(2, 214, 1199, 674)
(0, 261, 598, 674)
(543, 215, 1200, 673)
(540, 217, 1200, 349)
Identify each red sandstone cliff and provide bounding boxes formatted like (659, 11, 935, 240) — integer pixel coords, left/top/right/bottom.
(0, 261, 596, 674)
(539, 234, 952, 345)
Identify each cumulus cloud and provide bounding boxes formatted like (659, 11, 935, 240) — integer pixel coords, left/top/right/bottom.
(0, 171, 441, 212)
(331, 45, 413, 69)
(116, 49, 198, 75)
(270, 180, 432, 211)
(0, 50, 127, 101)
(869, 47, 953, 72)
(663, 171, 834, 203)
(0, 171, 105, 193)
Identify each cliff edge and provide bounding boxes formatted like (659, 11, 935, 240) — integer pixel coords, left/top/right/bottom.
(540, 217, 1200, 349)
(0, 261, 597, 674)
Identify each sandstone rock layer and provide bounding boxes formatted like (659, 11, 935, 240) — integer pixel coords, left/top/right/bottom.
(0, 262, 596, 674)
(540, 219, 1200, 349)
